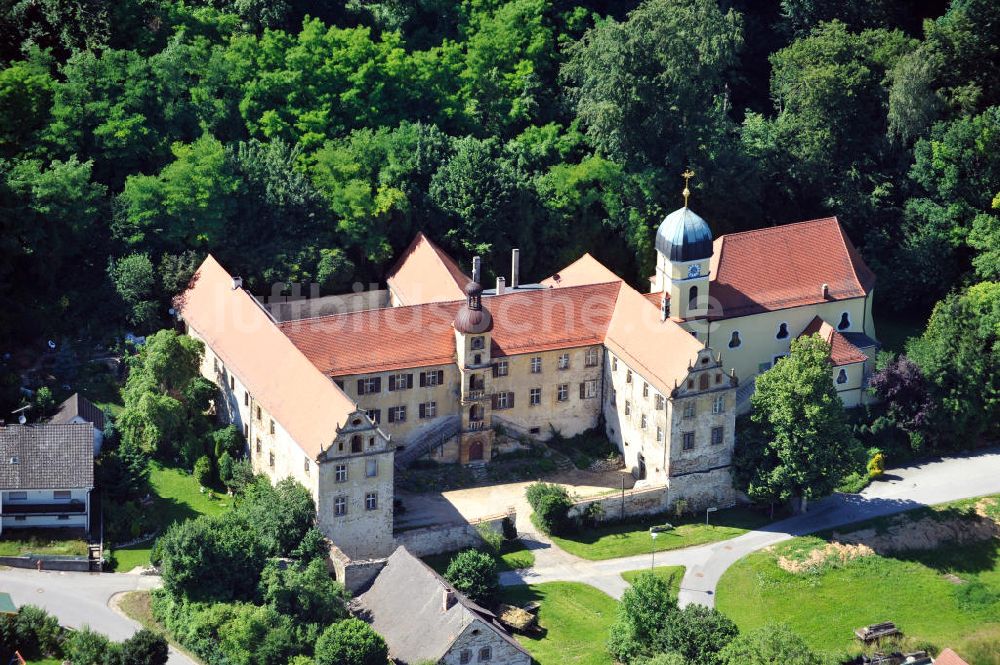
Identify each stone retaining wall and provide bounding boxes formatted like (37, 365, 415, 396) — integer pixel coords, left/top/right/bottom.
(0, 554, 91, 572)
(567, 485, 669, 523)
(394, 511, 514, 558)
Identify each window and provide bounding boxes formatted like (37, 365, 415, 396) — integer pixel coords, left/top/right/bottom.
(683, 432, 695, 450)
(494, 360, 509, 377)
(580, 380, 598, 399)
(529, 426, 541, 435)
(586, 347, 599, 367)
(758, 361, 772, 373)
(530, 388, 541, 406)
(655, 394, 664, 410)
(530, 356, 542, 373)
(366, 458, 378, 477)
(388, 373, 413, 391)
(365, 492, 378, 510)
(656, 426, 663, 442)
(8, 491, 26, 501)
(610, 388, 617, 406)
(728, 331, 741, 348)
(699, 373, 710, 390)
(683, 401, 696, 419)
(13, 516, 25, 522)
(256, 405, 261, 420)
(838, 312, 851, 330)
(420, 369, 445, 387)
(304, 457, 310, 474)
(624, 400, 631, 416)
(612, 357, 618, 371)
(244, 391, 249, 406)
(53, 490, 72, 500)
(270, 419, 275, 435)
(643, 382, 649, 398)
(473, 354, 482, 365)
(557, 384, 569, 402)
(244, 424, 249, 439)
(368, 437, 375, 448)
(357, 377, 381, 395)
(57, 515, 69, 521)
(689, 285, 698, 309)
(460, 651, 472, 665)
(366, 408, 381, 424)
(334, 379, 344, 390)
(713, 394, 725, 414)
(494, 391, 513, 409)
(388, 406, 407, 423)
(479, 647, 492, 662)
(837, 368, 848, 384)
(558, 353, 570, 370)
(711, 426, 724, 446)
(335, 464, 347, 482)
(229, 376, 235, 390)
(419, 401, 437, 419)
(776, 322, 789, 339)
(626, 369, 633, 383)
(471, 335, 485, 350)
(346, 435, 359, 453)
(255, 438, 261, 454)
(640, 414, 647, 429)
(334, 496, 347, 516)
(269, 452, 275, 468)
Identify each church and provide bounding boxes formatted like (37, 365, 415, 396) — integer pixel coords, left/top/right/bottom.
(175, 190, 878, 563)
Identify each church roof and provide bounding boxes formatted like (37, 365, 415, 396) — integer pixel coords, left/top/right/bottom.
(799, 316, 869, 366)
(386, 232, 470, 305)
(176, 256, 358, 459)
(709, 217, 875, 320)
(656, 207, 713, 262)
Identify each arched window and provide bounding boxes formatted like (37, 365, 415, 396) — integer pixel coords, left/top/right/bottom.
(728, 331, 741, 348)
(351, 435, 362, 453)
(838, 312, 851, 330)
(776, 322, 789, 339)
(836, 368, 848, 384)
(470, 404, 483, 421)
(688, 285, 698, 309)
(699, 374, 710, 390)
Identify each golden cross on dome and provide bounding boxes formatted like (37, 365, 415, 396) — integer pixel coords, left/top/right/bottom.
(682, 169, 695, 207)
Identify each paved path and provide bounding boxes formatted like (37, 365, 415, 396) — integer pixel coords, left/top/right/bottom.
(500, 447, 1000, 607)
(0, 568, 195, 664)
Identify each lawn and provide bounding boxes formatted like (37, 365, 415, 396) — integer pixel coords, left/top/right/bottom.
(0, 529, 89, 557)
(110, 462, 231, 571)
(551, 507, 772, 560)
(502, 582, 618, 665)
(423, 538, 536, 574)
(621, 565, 685, 599)
(717, 499, 1000, 664)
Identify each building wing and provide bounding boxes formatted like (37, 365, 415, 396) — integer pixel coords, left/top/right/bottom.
(386, 232, 471, 305)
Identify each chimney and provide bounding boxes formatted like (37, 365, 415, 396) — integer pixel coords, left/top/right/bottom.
(821, 283, 829, 299)
(472, 256, 482, 284)
(496, 276, 506, 295)
(232, 276, 243, 290)
(442, 589, 456, 611)
(511, 249, 520, 289)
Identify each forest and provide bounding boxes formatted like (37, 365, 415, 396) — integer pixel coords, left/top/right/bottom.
(0, 0, 996, 380)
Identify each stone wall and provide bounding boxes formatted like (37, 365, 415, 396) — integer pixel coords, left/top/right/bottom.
(0, 554, 90, 572)
(328, 545, 388, 594)
(567, 486, 668, 524)
(668, 466, 736, 512)
(442, 619, 531, 665)
(394, 511, 514, 558)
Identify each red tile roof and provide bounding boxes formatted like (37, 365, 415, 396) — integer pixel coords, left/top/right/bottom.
(386, 232, 470, 305)
(280, 282, 622, 377)
(709, 217, 875, 319)
(800, 316, 868, 366)
(935, 649, 971, 665)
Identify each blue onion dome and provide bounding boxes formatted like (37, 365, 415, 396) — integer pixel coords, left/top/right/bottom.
(655, 206, 713, 262)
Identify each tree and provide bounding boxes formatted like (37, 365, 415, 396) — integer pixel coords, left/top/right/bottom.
(64, 626, 115, 665)
(444, 549, 500, 607)
(718, 623, 822, 665)
(259, 558, 349, 625)
(314, 619, 388, 665)
(117, 629, 169, 665)
(108, 253, 157, 329)
(608, 572, 678, 663)
(236, 476, 316, 556)
(524, 482, 572, 535)
(193, 456, 212, 487)
(655, 604, 738, 665)
(745, 335, 863, 513)
(0, 51, 55, 155)
(291, 527, 331, 563)
(867, 354, 934, 453)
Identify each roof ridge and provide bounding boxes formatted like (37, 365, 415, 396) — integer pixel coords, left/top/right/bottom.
(717, 217, 839, 242)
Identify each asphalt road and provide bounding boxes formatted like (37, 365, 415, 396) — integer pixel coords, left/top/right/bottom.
(501, 446, 1000, 606)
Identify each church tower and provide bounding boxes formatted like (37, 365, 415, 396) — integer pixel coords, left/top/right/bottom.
(453, 258, 495, 464)
(651, 171, 713, 320)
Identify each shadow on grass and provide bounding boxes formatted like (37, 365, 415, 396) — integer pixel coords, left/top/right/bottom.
(559, 506, 774, 547)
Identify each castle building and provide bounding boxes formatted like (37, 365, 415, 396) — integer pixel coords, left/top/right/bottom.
(176, 197, 877, 563)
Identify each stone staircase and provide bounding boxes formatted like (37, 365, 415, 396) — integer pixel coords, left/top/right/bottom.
(394, 415, 461, 469)
(735, 375, 757, 414)
(468, 462, 488, 482)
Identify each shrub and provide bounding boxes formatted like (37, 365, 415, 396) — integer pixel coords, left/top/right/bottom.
(525, 482, 572, 535)
(118, 628, 169, 665)
(476, 523, 503, 555)
(609, 572, 678, 663)
(259, 558, 349, 625)
(193, 455, 212, 487)
(65, 626, 115, 665)
(218, 451, 235, 489)
(0, 605, 63, 660)
(292, 527, 331, 563)
(445, 549, 500, 607)
(655, 604, 739, 665)
(314, 619, 388, 665)
(718, 623, 822, 665)
(867, 451, 886, 479)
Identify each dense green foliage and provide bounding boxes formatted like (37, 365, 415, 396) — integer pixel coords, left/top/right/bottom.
(526, 481, 573, 534)
(444, 548, 501, 606)
(717, 623, 823, 665)
(314, 619, 389, 665)
(1, 0, 995, 355)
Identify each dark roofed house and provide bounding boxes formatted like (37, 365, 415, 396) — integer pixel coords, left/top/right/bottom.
(0, 423, 95, 536)
(50, 393, 105, 455)
(353, 547, 531, 665)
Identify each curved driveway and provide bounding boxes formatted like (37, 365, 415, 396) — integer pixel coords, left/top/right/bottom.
(500, 447, 1000, 607)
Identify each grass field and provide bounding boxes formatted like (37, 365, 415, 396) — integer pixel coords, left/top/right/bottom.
(550, 507, 772, 560)
(717, 498, 1000, 664)
(423, 538, 536, 574)
(502, 582, 618, 665)
(0, 528, 89, 557)
(620, 565, 685, 599)
(111, 462, 231, 571)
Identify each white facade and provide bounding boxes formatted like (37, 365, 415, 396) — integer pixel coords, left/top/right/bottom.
(0, 488, 91, 534)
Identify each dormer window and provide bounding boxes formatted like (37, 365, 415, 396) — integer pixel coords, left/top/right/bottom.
(776, 322, 789, 339)
(838, 312, 851, 330)
(728, 331, 742, 348)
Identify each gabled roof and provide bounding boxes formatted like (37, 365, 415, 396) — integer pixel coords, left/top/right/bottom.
(353, 547, 529, 665)
(175, 256, 358, 459)
(709, 217, 875, 319)
(800, 316, 869, 366)
(386, 232, 470, 305)
(50, 393, 104, 430)
(541, 253, 620, 288)
(0, 423, 94, 490)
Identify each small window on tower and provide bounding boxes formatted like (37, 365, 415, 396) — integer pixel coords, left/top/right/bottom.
(688, 285, 698, 309)
(728, 331, 742, 348)
(837, 368, 848, 384)
(776, 322, 789, 339)
(838, 312, 851, 330)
